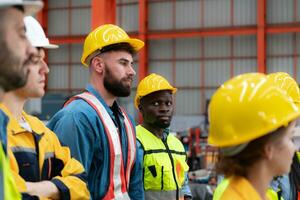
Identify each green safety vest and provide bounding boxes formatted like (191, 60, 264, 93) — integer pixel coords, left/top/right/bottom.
(136, 125, 189, 191)
(0, 146, 21, 200)
(266, 188, 283, 200)
(296, 151, 300, 161)
(213, 178, 283, 200)
(213, 178, 229, 200)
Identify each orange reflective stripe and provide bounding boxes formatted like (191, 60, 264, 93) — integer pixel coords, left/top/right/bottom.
(67, 92, 135, 199)
(121, 108, 136, 188)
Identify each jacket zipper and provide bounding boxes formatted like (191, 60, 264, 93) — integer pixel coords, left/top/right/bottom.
(32, 132, 41, 181)
(161, 166, 164, 190)
(162, 139, 179, 200)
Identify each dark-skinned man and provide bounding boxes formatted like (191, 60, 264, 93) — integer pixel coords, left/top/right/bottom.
(135, 73, 192, 200)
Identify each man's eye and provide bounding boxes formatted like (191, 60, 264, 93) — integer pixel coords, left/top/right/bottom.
(29, 56, 41, 65)
(20, 32, 27, 39)
(120, 61, 127, 66)
(153, 102, 159, 106)
(167, 102, 172, 106)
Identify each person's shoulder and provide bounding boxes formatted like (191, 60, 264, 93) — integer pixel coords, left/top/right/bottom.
(65, 98, 96, 113)
(223, 176, 261, 200)
(54, 98, 99, 119)
(23, 112, 51, 133)
(168, 133, 183, 143)
(48, 98, 105, 132)
(167, 133, 186, 150)
(0, 109, 7, 120)
(23, 112, 45, 126)
(25, 114, 63, 143)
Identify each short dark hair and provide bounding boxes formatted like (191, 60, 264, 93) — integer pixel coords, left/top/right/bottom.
(100, 42, 136, 56)
(13, 5, 25, 13)
(88, 42, 136, 66)
(216, 125, 289, 177)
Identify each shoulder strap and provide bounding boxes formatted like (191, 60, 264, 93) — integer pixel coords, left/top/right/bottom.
(66, 92, 134, 198)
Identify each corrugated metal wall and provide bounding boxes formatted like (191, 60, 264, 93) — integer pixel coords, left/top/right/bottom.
(47, 0, 90, 92)
(267, 0, 295, 23)
(47, 44, 89, 91)
(266, 34, 300, 80)
(266, 0, 300, 80)
(43, 0, 300, 120)
(117, 1, 138, 32)
(145, 35, 257, 114)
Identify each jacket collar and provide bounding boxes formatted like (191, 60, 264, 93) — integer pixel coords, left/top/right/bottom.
(86, 84, 123, 119)
(0, 104, 44, 135)
(228, 176, 262, 200)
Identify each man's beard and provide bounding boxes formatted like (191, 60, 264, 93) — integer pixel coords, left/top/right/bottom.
(103, 66, 132, 97)
(156, 120, 171, 129)
(0, 40, 28, 92)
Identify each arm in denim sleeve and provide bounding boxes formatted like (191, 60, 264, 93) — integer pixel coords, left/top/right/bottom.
(47, 110, 96, 173)
(181, 172, 192, 198)
(128, 140, 145, 200)
(270, 175, 291, 200)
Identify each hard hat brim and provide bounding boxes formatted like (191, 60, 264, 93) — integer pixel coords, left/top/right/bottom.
(139, 87, 177, 97)
(0, 1, 43, 16)
(134, 87, 177, 109)
(31, 42, 59, 49)
(124, 38, 145, 52)
(208, 104, 300, 148)
(43, 44, 59, 49)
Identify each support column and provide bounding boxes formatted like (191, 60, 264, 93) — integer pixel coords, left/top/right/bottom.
(36, 0, 48, 29)
(257, 0, 266, 73)
(138, 0, 148, 79)
(92, 0, 116, 29)
(138, 0, 148, 123)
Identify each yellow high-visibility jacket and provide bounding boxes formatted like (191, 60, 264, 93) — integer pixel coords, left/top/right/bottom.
(213, 177, 282, 200)
(0, 145, 21, 200)
(1, 105, 90, 200)
(136, 125, 189, 200)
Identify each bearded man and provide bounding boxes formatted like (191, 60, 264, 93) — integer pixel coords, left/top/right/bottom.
(48, 24, 145, 200)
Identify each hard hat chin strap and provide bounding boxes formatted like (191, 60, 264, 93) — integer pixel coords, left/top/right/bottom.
(86, 50, 102, 66)
(220, 143, 249, 157)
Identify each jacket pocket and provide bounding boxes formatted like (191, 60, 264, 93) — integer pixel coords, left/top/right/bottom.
(14, 151, 39, 182)
(174, 158, 189, 186)
(148, 165, 157, 177)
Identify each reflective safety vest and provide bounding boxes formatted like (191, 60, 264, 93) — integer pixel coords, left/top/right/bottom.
(266, 188, 283, 200)
(213, 178, 283, 200)
(136, 125, 189, 193)
(66, 92, 136, 200)
(295, 152, 300, 200)
(296, 151, 300, 163)
(0, 146, 21, 200)
(213, 178, 229, 200)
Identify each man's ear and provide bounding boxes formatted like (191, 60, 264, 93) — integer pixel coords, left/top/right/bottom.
(91, 56, 104, 74)
(138, 104, 142, 111)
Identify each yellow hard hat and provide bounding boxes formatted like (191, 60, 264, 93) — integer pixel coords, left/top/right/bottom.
(267, 72, 300, 105)
(208, 73, 300, 147)
(81, 24, 144, 66)
(135, 73, 177, 108)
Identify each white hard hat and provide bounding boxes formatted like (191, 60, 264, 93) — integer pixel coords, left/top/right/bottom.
(24, 16, 58, 49)
(0, 0, 43, 15)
